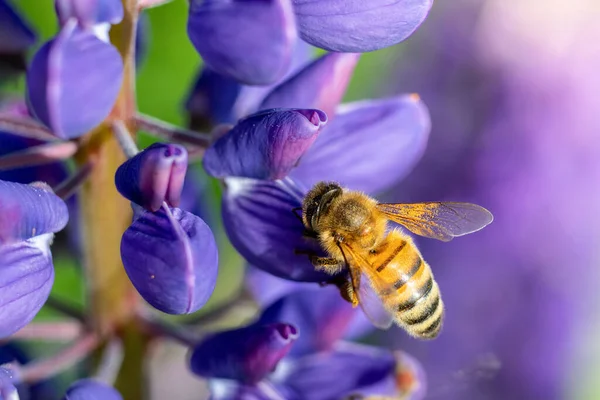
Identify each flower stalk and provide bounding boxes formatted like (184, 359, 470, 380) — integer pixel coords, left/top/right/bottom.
(71, 1, 146, 399)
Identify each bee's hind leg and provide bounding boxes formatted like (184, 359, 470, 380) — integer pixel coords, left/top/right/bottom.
(335, 277, 359, 307)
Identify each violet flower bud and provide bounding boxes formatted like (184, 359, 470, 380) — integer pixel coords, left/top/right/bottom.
(120, 205, 218, 315)
(190, 323, 298, 384)
(293, 0, 434, 52)
(26, 20, 123, 139)
(62, 379, 123, 400)
(203, 108, 327, 180)
(115, 143, 188, 212)
(55, 0, 124, 29)
(187, 0, 297, 85)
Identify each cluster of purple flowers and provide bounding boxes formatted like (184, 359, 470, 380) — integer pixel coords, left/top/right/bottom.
(0, 0, 440, 398)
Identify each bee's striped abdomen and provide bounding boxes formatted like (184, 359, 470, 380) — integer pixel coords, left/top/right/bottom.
(371, 231, 444, 339)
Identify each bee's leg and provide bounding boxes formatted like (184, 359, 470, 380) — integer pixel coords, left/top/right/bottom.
(336, 278, 359, 307)
(309, 255, 344, 275)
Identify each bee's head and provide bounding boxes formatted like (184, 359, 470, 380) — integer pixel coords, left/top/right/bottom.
(302, 181, 342, 231)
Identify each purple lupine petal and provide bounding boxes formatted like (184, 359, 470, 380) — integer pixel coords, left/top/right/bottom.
(258, 287, 357, 357)
(0, 367, 17, 400)
(245, 265, 377, 342)
(203, 109, 327, 180)
(115, 143, 188, 212)
(190, 323, 298, 384)
(185, 66, 242, 129)
(275, 342, 396, 400)
(63, 379, 123, 400)
(26, 21, 123, 139)
(259, 52, 359, 120)
(0, 236, 55, 338)
(0, 0, 36, 54)
(290, 95, 430, 194)
(0, 180, 68, 244)
(232, 40, 316, 119)
(187, 0, 297, 85)
(245, 264, 310, 306)
(293, 0, 433, 52)
(120, 206, 218, 314)
(55, 0, 124, 28)
(221, 178, 330, 282)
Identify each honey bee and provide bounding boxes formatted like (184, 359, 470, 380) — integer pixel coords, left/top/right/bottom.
(299, 181, 493, 339)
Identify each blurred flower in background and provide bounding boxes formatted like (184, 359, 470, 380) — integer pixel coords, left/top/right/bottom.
(378, 0, 600, 398)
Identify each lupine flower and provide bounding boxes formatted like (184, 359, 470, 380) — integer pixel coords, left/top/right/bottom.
(0, 0, 35, 76)
(62, 379, 122, 400)
(190, 287, 426, 400)
(201, 51, 430, 281)
(26, 18, 123, 138)
(116, 144, 219, 315)
(187, 0, 433, 84)
(0, 180, 68, 338)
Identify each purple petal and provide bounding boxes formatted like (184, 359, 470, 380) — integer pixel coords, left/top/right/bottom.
(115, 143, 188, 212)
(275, 342, 396, 400)
(26, 22, 123, 139)
(187, 0, 297, 85)
(63, 379, 123, 400)
(185, 66, 242, 129)
(290, 95, 430, 194)
(0, 180, 68, 244)
(293, 0, 433, 52)
(190, 323, 298, 384)
(55, 0, 124, 28)
(233, 40, 317, 119)
(221, 178, 330, 282)
(258, 287, 357, 356)
(245, 264, 310, 306)
(120, 206, 218, 314)
(203, 108, 327, 180)
(0, 237, 55, 338)
(0, 367, 17, 400)
(259, 52, 359, 120)
(0, 0, 36, 54)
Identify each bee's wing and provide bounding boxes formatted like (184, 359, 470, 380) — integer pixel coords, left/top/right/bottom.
(376, 202, 493, 242)
(341, 242, 394, 330)
(356, 272, 394, 330)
